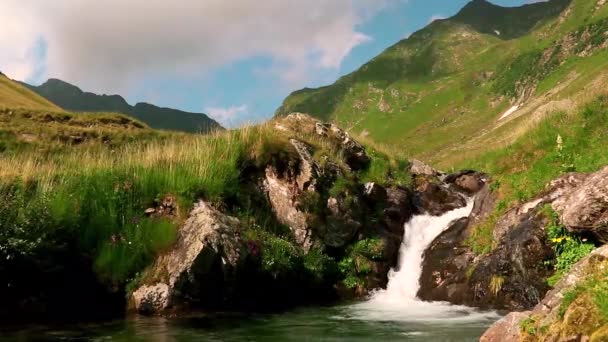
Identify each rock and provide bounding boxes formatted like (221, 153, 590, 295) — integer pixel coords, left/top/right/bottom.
(289, 139, 319, 191)
(277, 113, 370, 171)
(481, 246, 608, 341)
(263, 166, 312, 250)
(382, 187, 415, 237)
(146, 195, 178, 218)
(409, 159, 441, 177)
(413, 180, 467, 216)
(494, 172, 587, 242)
(363, 182, 387, 203)
(131, 201, 242, 314)
(467, 211, 554, 310)
(446, 171, 488, 194)
(324, 196, 361, 248)
(480, 311, 530, 342)
(418, 217, 476, 302)
(556, 166, 608, 242)
(534, 245, 608, 322)
(420, 203, 553, 310)
(326, 124, 370, 171)
(132, 283, 170, 315)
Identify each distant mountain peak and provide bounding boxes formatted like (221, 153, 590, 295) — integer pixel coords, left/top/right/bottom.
(451, 0, 571, 39)
(24, 78, 223, 133)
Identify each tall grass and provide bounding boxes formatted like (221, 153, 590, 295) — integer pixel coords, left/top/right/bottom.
(0, 125, 283, 284)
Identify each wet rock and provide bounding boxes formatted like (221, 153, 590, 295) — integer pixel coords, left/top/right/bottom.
(556, 166, 608, 242)
(419, 198, 553, 310)
(131, 201, 242, 314)
(418, 217, 475, 302)
(467, 211, 554, 310)
(413, 180, 467, 216)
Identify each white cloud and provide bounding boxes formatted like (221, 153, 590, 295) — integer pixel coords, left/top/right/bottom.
(0, 0, 393, 93)
(205, 104, 248, 127)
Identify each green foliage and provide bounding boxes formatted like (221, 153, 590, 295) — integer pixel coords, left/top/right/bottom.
(260, 235, 300, 279)
(338, 237, 385, 288)
(520, 317, 538, 336)
(329, 177, 355, 198)
(303, 247, 337, 282)
(543, 205, 595, 286)
(464, 96, 608, 210)
(466, 214, 496, 255)
(351, 238, 385, 261)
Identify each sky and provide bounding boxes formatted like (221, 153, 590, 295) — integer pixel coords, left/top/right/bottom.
(1, 0, 533, 127)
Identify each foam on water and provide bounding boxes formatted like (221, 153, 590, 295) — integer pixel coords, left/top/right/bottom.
(345, 199, 499, 323)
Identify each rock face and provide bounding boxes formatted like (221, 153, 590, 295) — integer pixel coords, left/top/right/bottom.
(556, 166, 608, 242)
(131, 201, 242, 314)
(419, 168, 608, 312)
(481, 245, 608, 341)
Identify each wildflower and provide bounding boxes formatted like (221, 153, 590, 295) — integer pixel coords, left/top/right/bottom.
(556, 134, 563, 151)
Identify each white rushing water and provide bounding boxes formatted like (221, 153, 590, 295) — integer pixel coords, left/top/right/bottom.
(344, 199, 499, 323)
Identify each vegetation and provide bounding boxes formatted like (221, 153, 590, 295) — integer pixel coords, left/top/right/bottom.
(0, 74, 60, 111)
(542, 205, 595, 286)
(276, 0, 608, 168)
(338, 238, 385, 289)
(464, 96, 608, 254)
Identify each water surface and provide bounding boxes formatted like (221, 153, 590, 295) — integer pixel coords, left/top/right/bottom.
(1, 304, 498, 341)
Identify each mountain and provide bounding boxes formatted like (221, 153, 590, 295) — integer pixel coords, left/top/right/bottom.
(24, 78, 223, 133)
(0, 72, 61, 111)
(276, 0, 608, 168)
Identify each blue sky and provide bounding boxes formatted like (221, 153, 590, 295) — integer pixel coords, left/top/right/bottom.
(2, 0, 531, 127)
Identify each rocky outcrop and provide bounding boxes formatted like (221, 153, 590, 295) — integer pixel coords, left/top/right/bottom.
(419, 169, 607, 311)
(481, 245, 608, 341)
(131, 201, 242, 314)
(555, 166, 608, 242)
(480, 311, 531, 342)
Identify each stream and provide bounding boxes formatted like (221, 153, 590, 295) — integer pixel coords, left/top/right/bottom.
(1, 201, 500, 341)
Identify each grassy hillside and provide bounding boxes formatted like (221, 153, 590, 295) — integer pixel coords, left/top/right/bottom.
(24, 78, 223, 134)
(276, 0, 608, 169)
(0, 73, 61, 111)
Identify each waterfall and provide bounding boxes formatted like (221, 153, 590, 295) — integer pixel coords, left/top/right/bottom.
(376, 200, 475, 302)
(345, 198, 499, 323)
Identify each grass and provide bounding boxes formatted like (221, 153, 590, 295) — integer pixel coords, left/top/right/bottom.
(464, 95, 608, 254)
(276, 0, 608, 170)
(0, 106, 411, 293)
(0, 74, 60, 111)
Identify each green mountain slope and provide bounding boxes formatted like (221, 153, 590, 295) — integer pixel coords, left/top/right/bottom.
(0, 72, 61, 111)
(24, 78, 223, 133)
(276, 0, 608, 168)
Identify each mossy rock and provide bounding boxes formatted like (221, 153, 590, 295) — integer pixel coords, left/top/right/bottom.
(561, 293, 603, 338)
(591, 324, 608, 342)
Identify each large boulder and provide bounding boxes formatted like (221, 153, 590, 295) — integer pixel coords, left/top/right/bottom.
(555, 166, 608, 242)
(131, 201, 242, 314)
